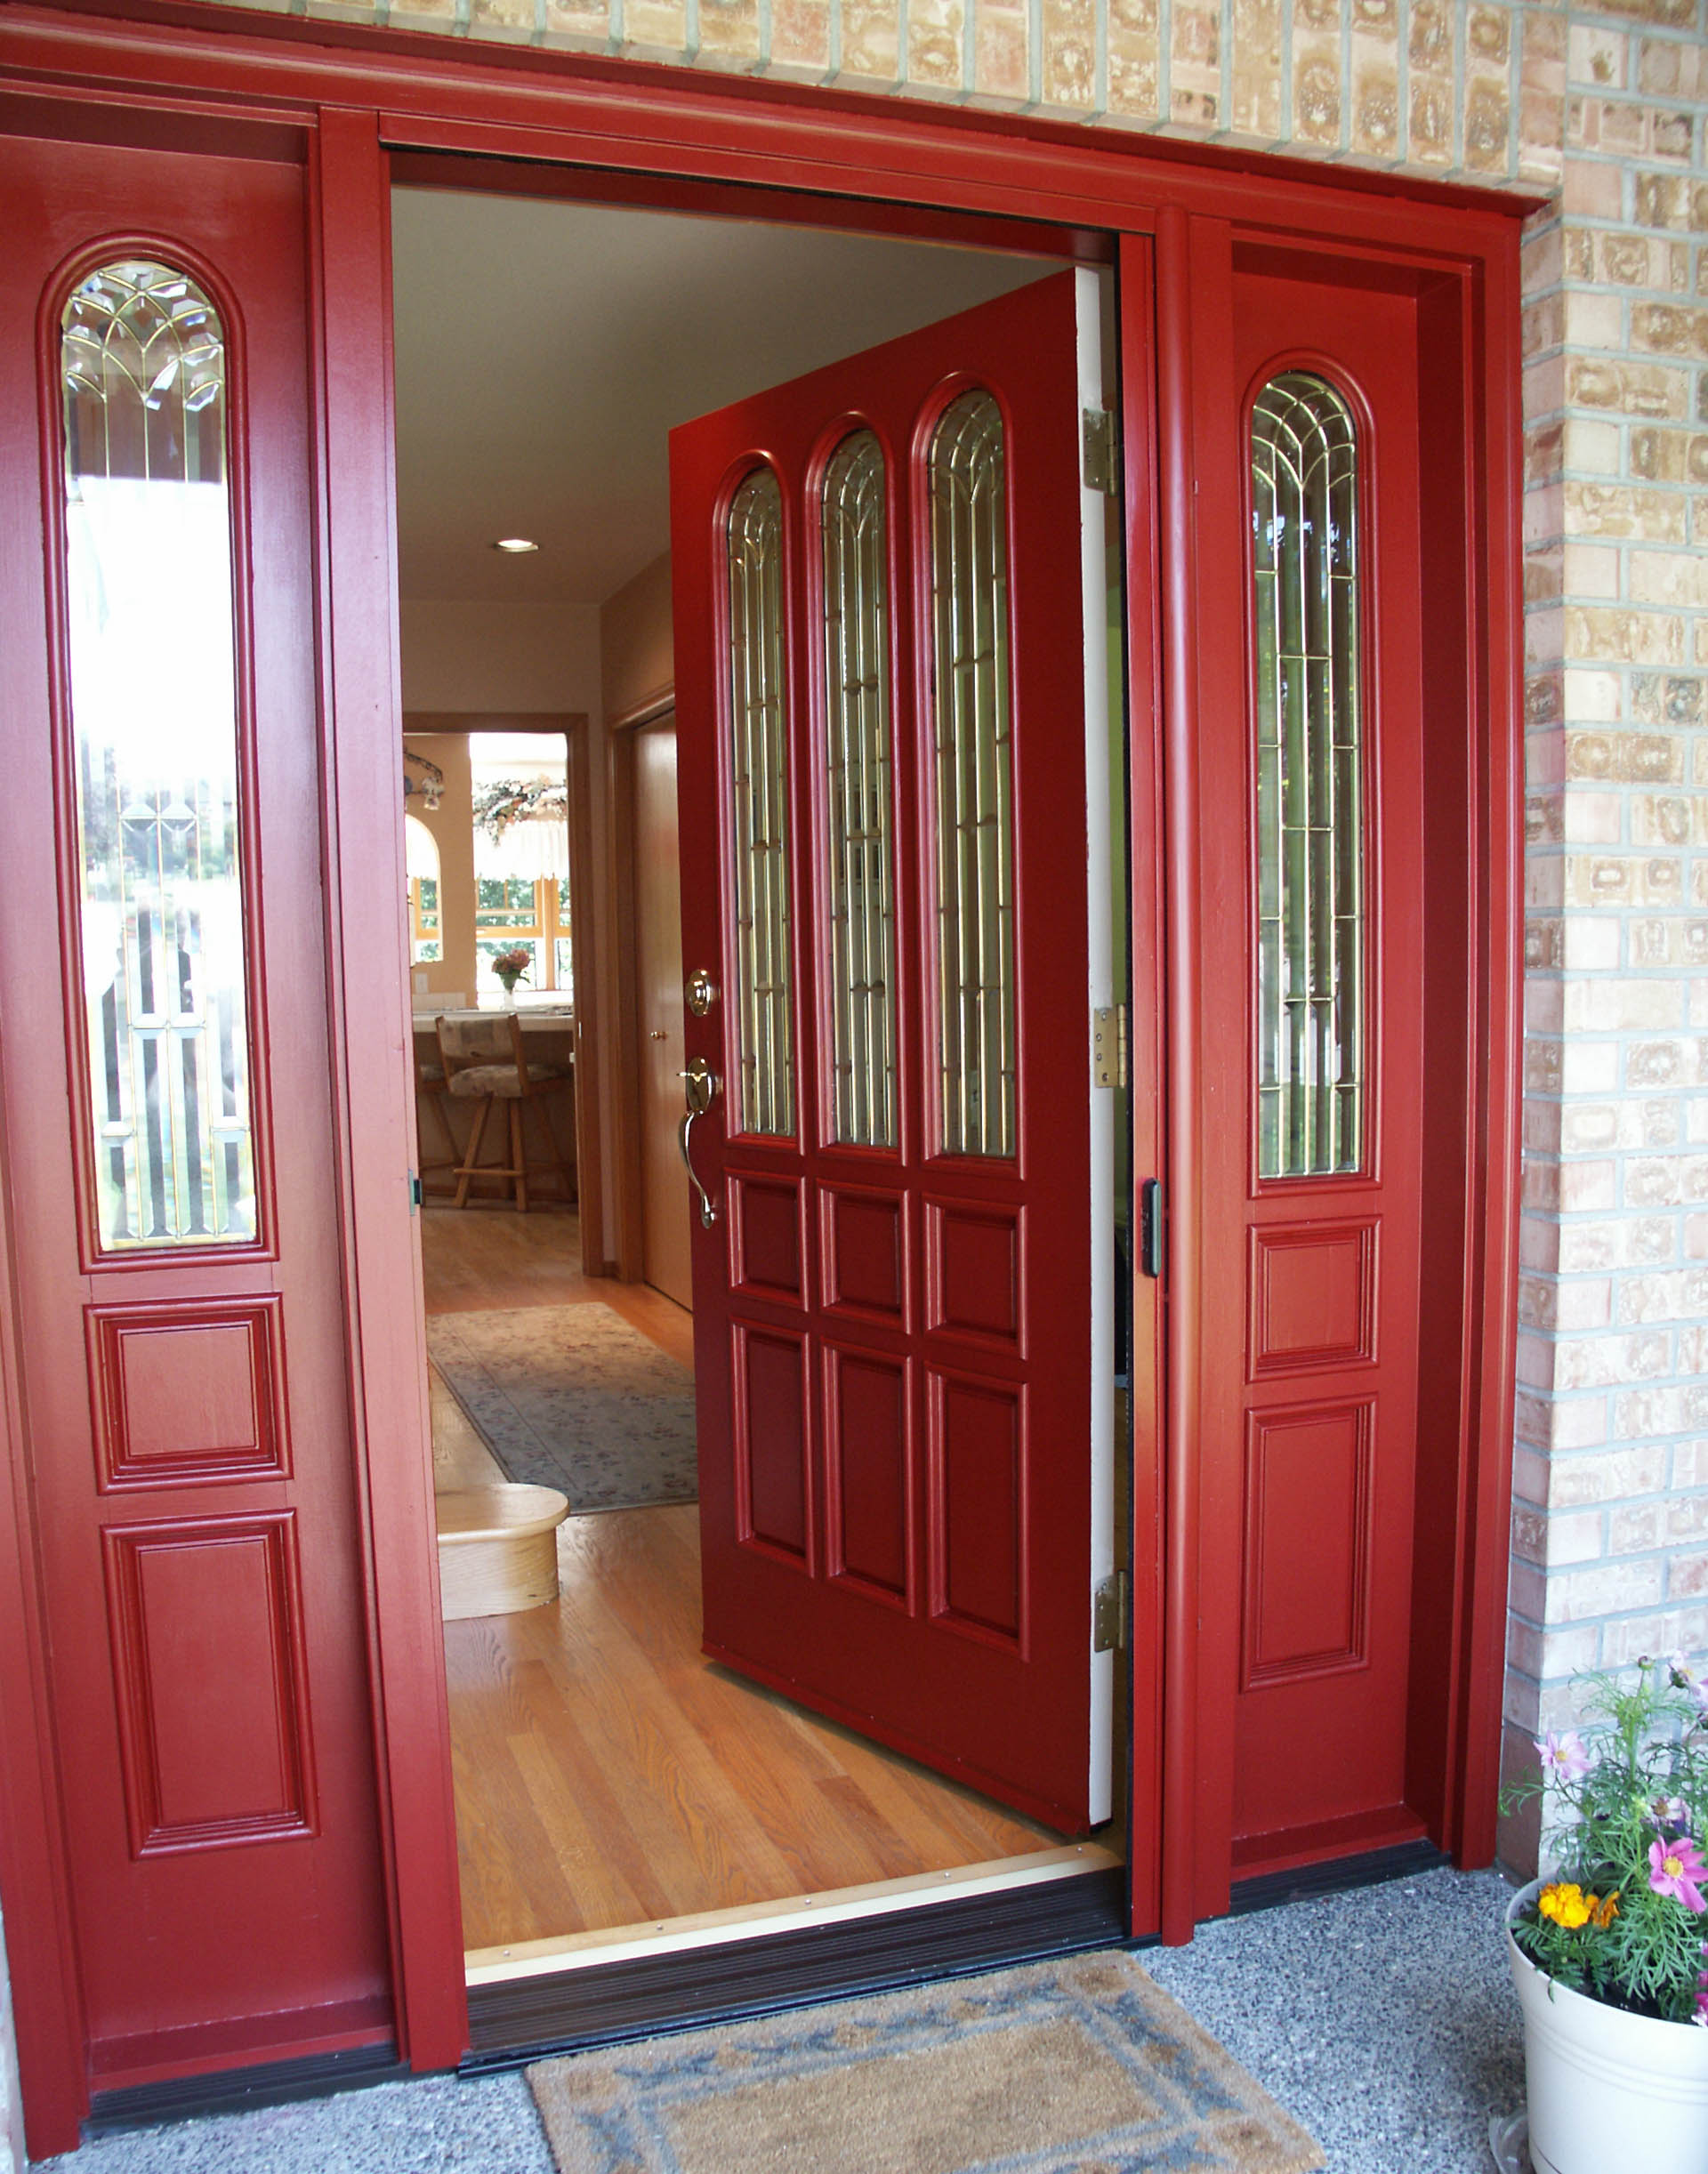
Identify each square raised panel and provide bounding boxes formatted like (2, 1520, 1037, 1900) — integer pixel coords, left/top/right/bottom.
(1248, 1220, 1377, 1380)
(924, 1200, 1023, 1350)
(101, 1511, 316, 1857)
(1242, 1400, 1374, 1690)
(729, 1176, 806, 1305)
(86, 1296, 289, 1491)
(927, 1367, 1024, 1647)
(821, 1186, 906, 1325)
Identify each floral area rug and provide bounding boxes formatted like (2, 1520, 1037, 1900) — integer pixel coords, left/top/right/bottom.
(526, 1953, 1323, 2174)
(424, 1303, 697, 1511)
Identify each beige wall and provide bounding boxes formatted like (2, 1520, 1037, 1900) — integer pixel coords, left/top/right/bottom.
(404, 734, 478, 1003)
(600, 552, 674, 723)
(399, 599, 601, 715)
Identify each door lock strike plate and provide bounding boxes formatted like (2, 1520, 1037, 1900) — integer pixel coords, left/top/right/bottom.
(1082, 408, 1118, 495)
(1092, 1570, 1129, 1655)
(1092, 1004, 1126, 1090)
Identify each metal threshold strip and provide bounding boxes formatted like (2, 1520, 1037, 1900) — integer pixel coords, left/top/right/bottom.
(461, 1843, 1129, 2069)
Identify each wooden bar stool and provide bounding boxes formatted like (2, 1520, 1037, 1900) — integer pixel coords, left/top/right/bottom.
(413, 1034, 460, 1198)
(435, 1011, 575, 1212)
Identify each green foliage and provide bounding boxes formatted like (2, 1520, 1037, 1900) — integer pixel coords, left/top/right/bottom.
(1503, 1656, 1708, 2024)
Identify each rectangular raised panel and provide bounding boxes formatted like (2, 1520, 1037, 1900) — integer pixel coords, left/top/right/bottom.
(729, 1175, 805, 1304)
(825, 1345, 910, 1602)
(732, 1324, 809, 1561)
(87, 1295, 288, 1491)
(101, 1511, 316, 1856)
(821, 1186, 906, 1325)
(1248, 1220, 1378, 1379)
(924, 1200, 1023, 1349)
(928, 1369, 1023, 1646)
(1242, 1401, 1374, 1689)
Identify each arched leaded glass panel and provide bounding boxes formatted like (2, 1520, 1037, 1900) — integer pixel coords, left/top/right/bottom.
(928, 390, 1015, 1160)
(821, 429, 896, 1148)
(59, 259, 256, 1249)
(1250, 370, 1364, 1179)
(726, 464, 794, 1138)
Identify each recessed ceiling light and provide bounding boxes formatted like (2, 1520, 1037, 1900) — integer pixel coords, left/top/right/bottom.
(493, 537, 539, 554)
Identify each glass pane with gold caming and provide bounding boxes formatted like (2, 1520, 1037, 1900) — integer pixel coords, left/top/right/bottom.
(726, 466, 794, 1137)
(60, 260, 256, 1248)
(821, 430, 896, 1148)
(929, 391, 1015, 1160)
(1250, 371, 1364, 1179)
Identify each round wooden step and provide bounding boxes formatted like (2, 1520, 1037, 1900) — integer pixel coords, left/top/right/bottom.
(436, 1484, 569, 1621)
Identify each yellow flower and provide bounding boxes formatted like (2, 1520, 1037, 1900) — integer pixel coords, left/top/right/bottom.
(1540, 1881, 1592, 1929)
(1591, 1891, 1620, 1928)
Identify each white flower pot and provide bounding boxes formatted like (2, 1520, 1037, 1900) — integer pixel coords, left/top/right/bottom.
(1506, 1879, 1708, 2174)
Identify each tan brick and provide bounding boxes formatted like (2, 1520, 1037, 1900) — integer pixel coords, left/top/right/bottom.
(1229, 0, 1283, 139)
(769, 0, 829, 71)
(1632, 302, 1708, 357)
(1562, 481, 1687, 543)
(906, 0, 965, 86)
(839, 0, 900, 77)
(1563, 357, 1691, 420)
(972, 0, 1027, 99)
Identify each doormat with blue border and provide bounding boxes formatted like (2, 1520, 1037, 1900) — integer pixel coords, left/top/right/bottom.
(527, 1951, 1323, 2173)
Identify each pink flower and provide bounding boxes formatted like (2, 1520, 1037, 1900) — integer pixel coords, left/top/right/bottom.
(1649, 1836, 1708, 1912)
(1537, 1731, 1591, 1781)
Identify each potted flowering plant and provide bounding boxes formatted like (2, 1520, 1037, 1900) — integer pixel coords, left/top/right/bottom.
(489, 945, 532, 1001)
(1502, 1654, 1708, 2174)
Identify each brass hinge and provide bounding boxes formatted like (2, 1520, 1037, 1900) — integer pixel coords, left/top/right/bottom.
(1092, 1569, 1130, 1655)
(1092, 1003, 1127, 1090)
(1082, 407, 1118, 495)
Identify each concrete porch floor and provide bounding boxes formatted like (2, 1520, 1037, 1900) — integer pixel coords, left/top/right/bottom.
(31, 1866, 1523, 2174)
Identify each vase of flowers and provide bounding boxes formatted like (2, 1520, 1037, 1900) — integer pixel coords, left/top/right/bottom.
(489, 946, 532, 1006)
(1503, 1655, 1708, 2173)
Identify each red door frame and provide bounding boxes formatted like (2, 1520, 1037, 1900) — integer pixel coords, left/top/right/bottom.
(0, 4, 1532, 2152)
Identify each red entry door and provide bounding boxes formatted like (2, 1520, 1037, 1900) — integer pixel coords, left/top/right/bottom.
(0, 136, 393, 2089)
(671, 272, 1115, 1835)
(1207, 266, 1428, 1875)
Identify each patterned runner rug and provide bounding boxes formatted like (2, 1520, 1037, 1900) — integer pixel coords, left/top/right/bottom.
(527, 1953, 1322, 2174)
(425, 1303, 697, 1511)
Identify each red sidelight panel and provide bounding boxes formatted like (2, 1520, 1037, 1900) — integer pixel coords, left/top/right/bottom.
(0, 131, 394, 2110)
(672, 273, 1105, 1832)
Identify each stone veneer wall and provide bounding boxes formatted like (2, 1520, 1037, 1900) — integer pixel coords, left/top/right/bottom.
(5, 0, 1708, 2158)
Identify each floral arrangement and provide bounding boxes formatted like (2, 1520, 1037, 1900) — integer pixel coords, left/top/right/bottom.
(471, 777, 568, 842)
(489, 946, 532, 990)
(1506, 1654, 1708, 2025)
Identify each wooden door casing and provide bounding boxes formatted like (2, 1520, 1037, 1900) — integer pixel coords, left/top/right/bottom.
(633, 716, 693, 1311)
(0, 132, 395, 2096)
(673, 273, 1105, 1833)
(0, 28, 1530, 2150)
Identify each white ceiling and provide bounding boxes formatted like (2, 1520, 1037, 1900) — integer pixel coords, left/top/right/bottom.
(390, 188, 1055, 607)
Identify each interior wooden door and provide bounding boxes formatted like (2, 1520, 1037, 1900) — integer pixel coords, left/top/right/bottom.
(0, 134, 393, 2088)
(1205, 264, 1429, 1876)
(671, 271, 1116, 1834)
(633, 715, 693, 1310)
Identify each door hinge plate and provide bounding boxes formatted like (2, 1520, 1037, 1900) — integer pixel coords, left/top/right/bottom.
(1082, 407, 1118, 495)
(1092, 1003, 1126, 1090)
(1092, 1569, 1130, 1655)
(408, 1171, 422, 1213)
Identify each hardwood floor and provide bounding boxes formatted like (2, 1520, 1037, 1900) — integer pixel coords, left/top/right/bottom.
(420, 1206, 1082, 1961)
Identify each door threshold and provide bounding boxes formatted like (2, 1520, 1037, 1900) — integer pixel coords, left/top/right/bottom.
(460, 1848, 1128, 2068)
(466, 1842, 1121, 1985)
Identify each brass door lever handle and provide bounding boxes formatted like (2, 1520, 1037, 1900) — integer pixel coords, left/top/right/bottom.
(678, 1059, 720, 1228)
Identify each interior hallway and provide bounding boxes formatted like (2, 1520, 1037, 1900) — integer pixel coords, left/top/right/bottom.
(422, 1208, 1077, 1961)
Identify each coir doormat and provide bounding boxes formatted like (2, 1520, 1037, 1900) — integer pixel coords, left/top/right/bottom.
(424, 1302, 697, 1512)
(526, 1952, 1323, 2174)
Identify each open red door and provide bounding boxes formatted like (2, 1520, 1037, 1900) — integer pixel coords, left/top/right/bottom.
(671, 270, 1116, 1835)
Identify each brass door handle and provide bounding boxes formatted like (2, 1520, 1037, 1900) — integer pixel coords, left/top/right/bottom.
(678, 1059, 720, 1228)
(649, 1028, 667, 1040)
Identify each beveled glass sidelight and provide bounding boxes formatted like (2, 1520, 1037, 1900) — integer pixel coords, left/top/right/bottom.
(59, 259, 257, 1249)
(820, 430, 897, 1149)
(929, 390, 1015, 1160)
(1250, 370, 1365, 1180)
(725, 464, 794, 1138)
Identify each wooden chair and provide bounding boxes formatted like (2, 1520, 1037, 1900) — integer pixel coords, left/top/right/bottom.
(434, 1011, 575, 1212)
(413, 1034, 460, 1198)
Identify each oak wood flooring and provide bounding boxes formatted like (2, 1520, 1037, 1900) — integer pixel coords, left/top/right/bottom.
(421, 1208, 1069, 1956)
